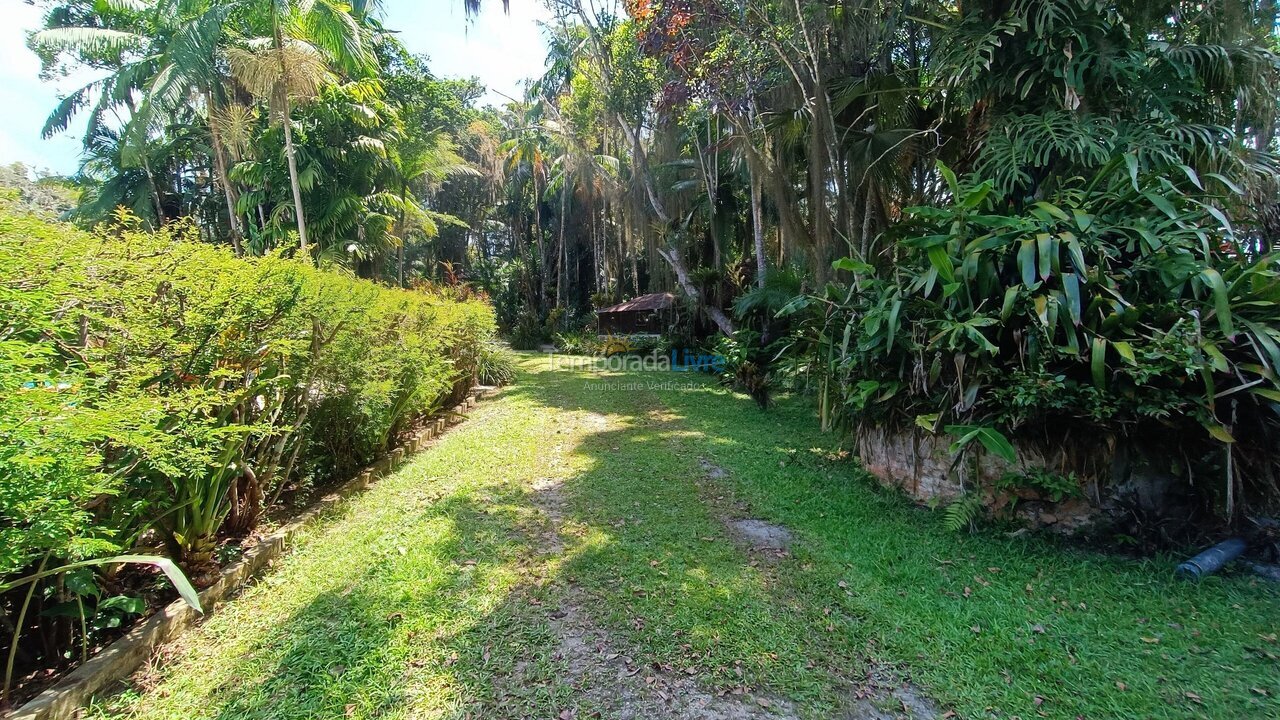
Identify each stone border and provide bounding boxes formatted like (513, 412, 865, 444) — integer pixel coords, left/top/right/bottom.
(8, 386, 499, 720)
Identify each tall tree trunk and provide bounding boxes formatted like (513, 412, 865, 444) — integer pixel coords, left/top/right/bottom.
(751, 169, 766, 290)
(207, 91, 244, 256)
(397, 182, 408, 287)
(557, 184, 568, 308)
(280, 93, 308, 259)
(142, 154, 164, 227)
(532, 175, 545, 307)
(273, 12, 309, 259)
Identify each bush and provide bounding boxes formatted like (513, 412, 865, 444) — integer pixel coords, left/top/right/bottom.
(783, 161, 1280, 517)
(475, 341, 519, 386)
(554, 329, 601, 355)
(0, 206, 498, 683)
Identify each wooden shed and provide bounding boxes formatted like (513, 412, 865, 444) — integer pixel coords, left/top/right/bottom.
(596, 292, 676, 335)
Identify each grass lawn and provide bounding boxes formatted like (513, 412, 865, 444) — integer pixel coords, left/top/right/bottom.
(87, 354, 1279, 719)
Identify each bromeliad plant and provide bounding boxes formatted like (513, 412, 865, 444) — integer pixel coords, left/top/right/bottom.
(794, 158, 1280, 517)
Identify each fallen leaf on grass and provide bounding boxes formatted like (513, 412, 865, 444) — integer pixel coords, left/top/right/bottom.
(1184, 691, 1203, 704)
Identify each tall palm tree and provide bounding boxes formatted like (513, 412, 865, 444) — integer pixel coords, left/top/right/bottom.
(500, 104, 551, 301)
(227, 0, 374, 258)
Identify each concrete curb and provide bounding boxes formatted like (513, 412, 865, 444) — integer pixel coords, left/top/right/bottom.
(9, 385, 499, 720)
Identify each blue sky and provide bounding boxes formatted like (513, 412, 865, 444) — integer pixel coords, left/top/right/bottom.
(0, 0, 552, 175)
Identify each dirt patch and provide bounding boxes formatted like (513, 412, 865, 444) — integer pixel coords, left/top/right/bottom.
(527, 424, 794, 719)
(699, 457, 729, 479)
(549, 596, 797, 720)
(840, 666, 941, 719)
(728, 519, 792, 551)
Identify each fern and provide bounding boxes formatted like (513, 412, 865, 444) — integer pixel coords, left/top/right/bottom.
(942, 495, 985, 532)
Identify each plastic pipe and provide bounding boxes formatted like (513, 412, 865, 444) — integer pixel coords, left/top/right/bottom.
(1176, 537, 1247, 581)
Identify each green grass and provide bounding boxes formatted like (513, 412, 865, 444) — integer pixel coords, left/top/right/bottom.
(88, 354, 1279, 719)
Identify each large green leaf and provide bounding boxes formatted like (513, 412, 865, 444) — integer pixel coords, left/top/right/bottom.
(1198, 268, 1234, 337)
(1018, 238, 1037, 288)
(1091, 337, 1108, 389)
(945, 425, 1017, 463)
(1062, 273, 1082, 325)
(928, 245, 955, 283)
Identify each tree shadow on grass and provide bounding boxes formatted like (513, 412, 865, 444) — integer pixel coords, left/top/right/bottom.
(89, 357, 1280, 719)
(500, 357, 1280, 719)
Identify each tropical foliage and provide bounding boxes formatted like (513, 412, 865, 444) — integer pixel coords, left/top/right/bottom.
(0, 204, 495, 701)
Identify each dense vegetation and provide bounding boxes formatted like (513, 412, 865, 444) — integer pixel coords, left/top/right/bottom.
(22, 1, 1280, 500)
(9, 0, 1280, 705)
(74, 357, 1280, 720)
(0, 204, 502, 703)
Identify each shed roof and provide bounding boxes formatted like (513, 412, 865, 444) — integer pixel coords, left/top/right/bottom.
(598, 292, 676, 314)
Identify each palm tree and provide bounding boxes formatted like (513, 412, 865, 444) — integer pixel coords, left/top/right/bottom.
(227, 0, 374, 258)
(500, 104, 551, 302)
(390, 132, 478, 285)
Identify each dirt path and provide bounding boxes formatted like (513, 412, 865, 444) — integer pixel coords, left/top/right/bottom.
(526, 413, 802, 720)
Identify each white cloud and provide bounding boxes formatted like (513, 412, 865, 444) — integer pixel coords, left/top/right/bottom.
(0, 2, 90, 174)
(383, 0, 552, 106)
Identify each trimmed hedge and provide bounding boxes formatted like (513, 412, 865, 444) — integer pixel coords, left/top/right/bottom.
(1, 207, 496, 579)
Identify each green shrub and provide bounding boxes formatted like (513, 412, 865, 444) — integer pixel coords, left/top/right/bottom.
(1, 205, 498, 682)
(783, 160, 1280, 516)
(475, 341, 518, 386)
(554, 329, 601, 355)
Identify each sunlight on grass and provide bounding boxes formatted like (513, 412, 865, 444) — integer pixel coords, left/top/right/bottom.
(86, 354, 1279, 720)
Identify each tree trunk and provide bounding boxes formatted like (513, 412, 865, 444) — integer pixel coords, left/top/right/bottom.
(557, 183, 568, 307)
(397, 183, 408, 287)
(280, 94, 308, 259)
(751, 169, 766, 290)
(273, 13, 309, 259)
(142, 155, 164, 227)
(207, 92, 244, 255)
(532, 175, 545, 306)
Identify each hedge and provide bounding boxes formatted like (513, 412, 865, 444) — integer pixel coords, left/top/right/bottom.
(1, 206, 498, 677)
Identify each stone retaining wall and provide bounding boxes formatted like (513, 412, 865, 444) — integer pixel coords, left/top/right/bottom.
(856, 424, 1184, 533)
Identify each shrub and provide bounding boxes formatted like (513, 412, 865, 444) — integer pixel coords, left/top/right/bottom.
(0, 205, 498, 685)
(783, 161, 1280, 517)
(475, 341, 519, 386)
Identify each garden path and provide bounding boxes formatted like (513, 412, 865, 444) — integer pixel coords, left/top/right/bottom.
(84, 356, 1280, 720)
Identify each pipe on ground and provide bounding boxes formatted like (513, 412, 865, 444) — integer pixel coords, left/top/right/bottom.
(1176, 537, 1247, 581)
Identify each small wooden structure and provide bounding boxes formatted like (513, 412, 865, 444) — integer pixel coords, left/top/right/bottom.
(596, 292, 676, 335)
